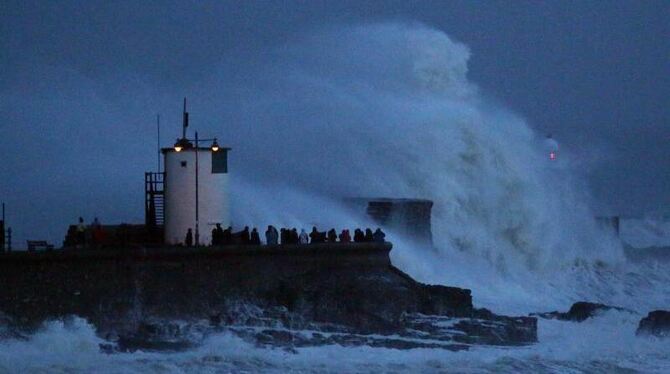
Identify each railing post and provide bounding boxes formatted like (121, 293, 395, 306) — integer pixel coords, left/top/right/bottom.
(0, 220, 4, 253)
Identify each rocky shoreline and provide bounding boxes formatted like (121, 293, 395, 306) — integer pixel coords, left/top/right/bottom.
(0, 243, 537, 351)
(532, 301, 670, 340)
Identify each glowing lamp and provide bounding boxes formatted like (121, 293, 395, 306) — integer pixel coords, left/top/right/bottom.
(211, 139, 219, 152)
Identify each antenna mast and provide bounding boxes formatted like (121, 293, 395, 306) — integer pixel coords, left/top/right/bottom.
(182, 97, 189, 140)
(157, 114, 161, 172)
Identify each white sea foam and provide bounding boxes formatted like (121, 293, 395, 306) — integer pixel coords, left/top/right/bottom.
(620, 218, 670, 249)
(1, 311, 669, 373)
(221, 22, 669, 315)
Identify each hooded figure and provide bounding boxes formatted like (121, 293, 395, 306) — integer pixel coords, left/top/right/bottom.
(364, 228, 374, 242)
(271, 226, 279, 245)
(353, 229, 364, 243)
(291, 228, 299, 244)
(309, 226, 321, 244)
(265, 226, 277, 245)
(241, 226, 250, 245)
(280, 228, 287, 245)
(250, 228, 261, 245)
(185, 228, 193, 247)
(327, 229, 338, 243)
(212, 223, 224, 246)
(299, 229, 309, 244)
(76, 217, 86, 247)
(222, 227, 232, 245)
(373, 228, 386, 243)
(339, 229, 351, 243)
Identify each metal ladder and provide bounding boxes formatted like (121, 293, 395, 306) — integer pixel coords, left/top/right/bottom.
(145, 172, 165, 227)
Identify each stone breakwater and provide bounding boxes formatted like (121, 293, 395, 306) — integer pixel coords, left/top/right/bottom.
(0, 243, 536, 350)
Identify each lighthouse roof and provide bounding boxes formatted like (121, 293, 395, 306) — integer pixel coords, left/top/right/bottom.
(161, 146, 231, 154)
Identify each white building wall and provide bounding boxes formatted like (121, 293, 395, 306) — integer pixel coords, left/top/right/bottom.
(164, 148, 230, 245)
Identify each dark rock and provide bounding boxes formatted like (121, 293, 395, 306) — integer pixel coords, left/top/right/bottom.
(0, 243, 537, 349)
(532, 301, 625, 322)
(636, 310, 670, 338)
(115, 335, 193, 352)
(404, 313, 536, 346)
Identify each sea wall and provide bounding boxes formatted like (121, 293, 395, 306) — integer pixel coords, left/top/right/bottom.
(0, 243, 536, 348)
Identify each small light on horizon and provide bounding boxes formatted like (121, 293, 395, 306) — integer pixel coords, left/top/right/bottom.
(550, 152, 556, 160)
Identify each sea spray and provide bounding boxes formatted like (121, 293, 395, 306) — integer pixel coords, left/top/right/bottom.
(213, 22, 661, 313)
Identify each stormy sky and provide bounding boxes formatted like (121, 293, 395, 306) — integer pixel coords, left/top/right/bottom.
(1, 1, 669, 246)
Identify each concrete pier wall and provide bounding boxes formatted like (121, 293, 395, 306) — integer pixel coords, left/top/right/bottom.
(0, 243, 394, 332)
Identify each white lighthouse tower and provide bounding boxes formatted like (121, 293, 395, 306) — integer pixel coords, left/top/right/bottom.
(162, 99, 230, 245)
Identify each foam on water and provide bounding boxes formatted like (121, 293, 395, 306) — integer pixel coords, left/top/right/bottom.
(219, 22, 669, 315)
(1, 311, 669, 373)
(221, 22, 669, 371)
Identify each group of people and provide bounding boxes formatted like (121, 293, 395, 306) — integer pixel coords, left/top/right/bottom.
(205, 224, 261, 247)
(70, 216, 104, 248)
(266, 226, 386, 245)
(184, 225, 387, 247)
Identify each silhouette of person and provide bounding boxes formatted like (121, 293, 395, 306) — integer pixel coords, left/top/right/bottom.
(353, 228, 364, 243)
(77, 217, 86, 248)
(211, 223, 222, 246)
(250, 228, 261, 245)
(265, 226, 274, 245)
(364, 228, 374, 242)
(280, 228, 287, 245)
(291, 228, 299, 244)
(339, 229, 351, 243)
(299, 229, 309, 244)
(327, 229, 338, 243)
(241, 226, 250, 245)
(222, 226, 232, 245)
(185, 228, 194, 247)
(309, 226, 320, 244)
(373, 228, 386, 242)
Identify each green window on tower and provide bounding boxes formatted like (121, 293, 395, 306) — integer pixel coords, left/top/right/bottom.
(212, 150, 228, 174)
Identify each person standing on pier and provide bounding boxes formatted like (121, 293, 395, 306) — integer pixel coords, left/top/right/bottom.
(339, 229, 351, 243)
(364, 228, 374, 242)
(265, 226, 274, 245)
(327, 229, 338, 243)
(185, 228, 194, 247)
(353, 229, 364, 243)
(299, 229, 309, 244)
(373, 228, 386, 243)
(211, 223, 224, 246)
(76, 217, 86, 248)
(250, 228, 261, 245)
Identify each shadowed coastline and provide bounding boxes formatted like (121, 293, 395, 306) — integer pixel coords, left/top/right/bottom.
(0, 242, 537, 351)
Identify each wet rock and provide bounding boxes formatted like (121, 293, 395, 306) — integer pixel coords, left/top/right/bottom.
(112, 320, 208, 352)
(636, 310, 670, 338)
(0, 243, 537, 349)
(532, 301, 624, 322)
(115, 335, 193, 352)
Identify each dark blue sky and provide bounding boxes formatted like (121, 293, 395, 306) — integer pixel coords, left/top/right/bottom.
(1, 1, 669, 244)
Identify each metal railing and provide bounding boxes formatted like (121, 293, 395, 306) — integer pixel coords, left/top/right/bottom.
(1, 227, 11, 252)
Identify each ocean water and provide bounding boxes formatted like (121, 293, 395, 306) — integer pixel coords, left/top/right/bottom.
(1, 309, 669, 373)
(2, 22, 668, 372)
